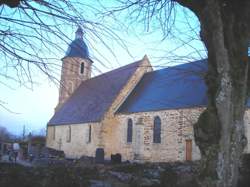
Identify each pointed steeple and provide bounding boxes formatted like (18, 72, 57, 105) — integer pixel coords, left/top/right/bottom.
(65, 26, 90, 59)
(75, 26, 83, 39)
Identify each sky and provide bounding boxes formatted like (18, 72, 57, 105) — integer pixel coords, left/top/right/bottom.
(0, 1, 205, 136)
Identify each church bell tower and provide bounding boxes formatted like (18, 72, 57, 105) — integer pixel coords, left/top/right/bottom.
(56, 27, 93, 110)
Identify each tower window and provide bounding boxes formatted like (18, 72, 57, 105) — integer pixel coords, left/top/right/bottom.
(153, 116, 161, 143)
(80, 62, 84, 74)
(127, 119, 133, 143)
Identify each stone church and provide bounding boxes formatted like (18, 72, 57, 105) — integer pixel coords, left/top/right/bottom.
(46, 27, 250, 162)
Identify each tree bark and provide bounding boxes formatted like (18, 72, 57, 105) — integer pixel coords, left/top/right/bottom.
(0, 0, 21, 8)
(177, 0, 250, 186)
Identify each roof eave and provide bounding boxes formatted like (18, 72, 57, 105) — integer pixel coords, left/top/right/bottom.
(47, 119, 101, 126)
(61, 56, 93, 63)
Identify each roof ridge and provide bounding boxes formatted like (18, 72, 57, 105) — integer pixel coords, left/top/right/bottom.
(117, 58, 209, 113)
(83, 59, 143, 83)
(143, 59, 207, 76)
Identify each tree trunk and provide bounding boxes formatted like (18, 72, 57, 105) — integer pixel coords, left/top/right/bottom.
(177, 0, 250, 186)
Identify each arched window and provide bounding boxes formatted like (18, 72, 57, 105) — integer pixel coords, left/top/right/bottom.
(88, 125, 91, 143)
(67, 126, 71, 142)
(127, 119, 133, 143)
(80, 62, 84, 74)
(153, 116, 161, 143)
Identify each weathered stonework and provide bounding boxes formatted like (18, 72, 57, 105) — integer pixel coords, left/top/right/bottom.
(46, 107, 250, 161)
(47, 107, 202, 161)
(56, 57, 92, 111)
(110, 108, 203, 162)
(47, 122, 100, 158)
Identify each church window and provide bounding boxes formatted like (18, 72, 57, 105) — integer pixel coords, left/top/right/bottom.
(127, 119, 133, 143)
(153, 116, 161, 143)
(80, 62, 84, 74)
(67, 126, 71, 142)
(88, 125, 91, 143)
(52, 126, 56, 140)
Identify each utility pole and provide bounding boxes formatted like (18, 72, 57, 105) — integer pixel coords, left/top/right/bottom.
(22, 125, 26, 141)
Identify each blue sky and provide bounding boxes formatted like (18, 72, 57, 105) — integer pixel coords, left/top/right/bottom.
(0, 1, 205, 135)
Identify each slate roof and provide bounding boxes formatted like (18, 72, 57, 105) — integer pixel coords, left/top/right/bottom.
(117, 60, 209, 113)
(48, 60, 142, 125)
(65, 38, 90, 59)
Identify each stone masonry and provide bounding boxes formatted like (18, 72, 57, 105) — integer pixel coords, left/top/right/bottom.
(47, 107, 250, 162)
(56, 57, 92, 110)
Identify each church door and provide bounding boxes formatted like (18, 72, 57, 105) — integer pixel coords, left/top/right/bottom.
(186, 139, 192, 161)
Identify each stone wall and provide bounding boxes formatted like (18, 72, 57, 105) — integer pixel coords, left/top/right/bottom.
(114, 108, 203, 162)
(46, 108, 250, 161)
(46, 122, 100, 158)
(56, 57, 92, 110)
(108, 108, 250, 162)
